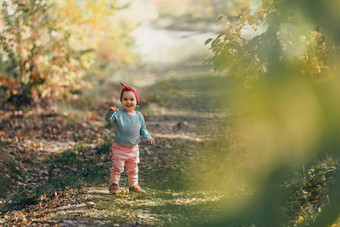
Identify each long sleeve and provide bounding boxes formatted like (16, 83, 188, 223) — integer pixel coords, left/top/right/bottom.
(105, 110, 116, 123)
(140, 115, 153, 141)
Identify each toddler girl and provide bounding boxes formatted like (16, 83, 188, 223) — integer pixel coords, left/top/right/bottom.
(105, 82, 154, 195)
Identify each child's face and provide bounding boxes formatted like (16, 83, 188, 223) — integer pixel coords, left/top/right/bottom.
(121, 90, 137, 113)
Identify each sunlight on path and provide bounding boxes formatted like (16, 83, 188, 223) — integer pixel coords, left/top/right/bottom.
(23, 186, 228, 226)
(76, 186, 228, 226)
(153, 133, 202, 142)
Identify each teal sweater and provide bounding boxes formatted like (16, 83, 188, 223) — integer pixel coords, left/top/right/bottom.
(105, 109, 153, 146)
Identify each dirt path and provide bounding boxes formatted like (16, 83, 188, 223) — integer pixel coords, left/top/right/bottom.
(1, 18, 233, 226)
(51, 60, 228, 226)
(0, 76, 228, 226)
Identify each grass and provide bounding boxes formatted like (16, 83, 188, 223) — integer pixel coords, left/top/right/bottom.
(285, 156, 340, 225)
(56, 186, 227, 226)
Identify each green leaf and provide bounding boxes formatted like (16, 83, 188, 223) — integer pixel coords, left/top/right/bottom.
(211, 39, 221, 48)
(217, 33, 224, 39)
(205, 38, 213, 45)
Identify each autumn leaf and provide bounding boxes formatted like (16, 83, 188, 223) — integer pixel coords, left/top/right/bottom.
(252, 24, 257, 31)
(0, 130, 5, 136)
(225, 22, 233, 32)
(248, 16, 254, 25)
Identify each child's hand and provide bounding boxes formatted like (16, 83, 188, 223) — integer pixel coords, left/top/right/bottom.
(147, 139, 155, 145)
(108, 107, 119, 112)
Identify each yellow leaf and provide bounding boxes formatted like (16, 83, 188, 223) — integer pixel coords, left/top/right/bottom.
(252, 24, 257, 31)
(22, 218, 29, 225)
(262, 1, 268, 8)
(297, 216, 304, 223)
(248, 16, 254, 25)
(217, 16, 226, 25)
(225, 22, 233, 32)
(240, 7, 247, 14)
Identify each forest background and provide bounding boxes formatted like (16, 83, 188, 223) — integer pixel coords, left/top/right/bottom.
(0, 0, 339, 226)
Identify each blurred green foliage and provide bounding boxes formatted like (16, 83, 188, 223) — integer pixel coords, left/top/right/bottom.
(204, 0, 340, 226)
(206, 0, 339, 87)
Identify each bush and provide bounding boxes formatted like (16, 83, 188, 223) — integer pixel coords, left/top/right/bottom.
(0, 0, 87, 105)
(286, 156, 339, 225)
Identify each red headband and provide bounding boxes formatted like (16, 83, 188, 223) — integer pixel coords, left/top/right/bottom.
(120, 82, 140, 104)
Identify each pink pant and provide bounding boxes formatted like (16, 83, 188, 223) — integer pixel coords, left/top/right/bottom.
(110, 142, 139, 186)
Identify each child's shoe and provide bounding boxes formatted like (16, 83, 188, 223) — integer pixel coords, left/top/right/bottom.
(129, 185, 146, 194)
(109, 183, 119, 195)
